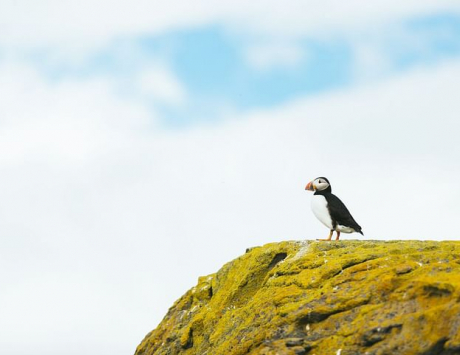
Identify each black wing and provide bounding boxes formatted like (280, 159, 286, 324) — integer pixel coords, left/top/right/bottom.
(325, 194, 363, 234)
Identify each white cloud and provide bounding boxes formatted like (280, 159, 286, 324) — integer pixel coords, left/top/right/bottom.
(0, 61, 157, 164)
(1, 0, 459, 50)
(138, 65, 187, 105)
(0, 54, 460, 355)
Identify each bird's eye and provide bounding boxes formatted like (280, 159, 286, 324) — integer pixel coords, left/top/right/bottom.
(318, 180, 322, 183)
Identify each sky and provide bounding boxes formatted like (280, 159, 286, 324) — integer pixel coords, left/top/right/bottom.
(1, 1, 460, 355)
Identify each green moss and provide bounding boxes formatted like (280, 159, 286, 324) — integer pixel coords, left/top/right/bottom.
(135, 240, 460, 355)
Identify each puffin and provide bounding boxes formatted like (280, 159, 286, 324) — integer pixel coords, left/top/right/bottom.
(305, 177, 363, 241)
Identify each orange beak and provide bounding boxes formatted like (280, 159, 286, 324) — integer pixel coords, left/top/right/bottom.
(305, 181, 315, 191)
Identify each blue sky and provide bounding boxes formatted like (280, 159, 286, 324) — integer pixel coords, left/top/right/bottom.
(20, 13, 460, 128)
(1, 2, 460, 355)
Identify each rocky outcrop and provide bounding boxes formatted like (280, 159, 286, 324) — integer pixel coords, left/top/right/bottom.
(135, 240, 460, 355)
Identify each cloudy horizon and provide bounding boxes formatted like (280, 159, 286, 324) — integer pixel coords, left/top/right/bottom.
(1, 2, 460, 355)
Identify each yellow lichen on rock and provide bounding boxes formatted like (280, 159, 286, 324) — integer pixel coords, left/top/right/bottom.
(135, 240, 460, 355)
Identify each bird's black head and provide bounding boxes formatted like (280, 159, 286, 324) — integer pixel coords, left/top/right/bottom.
(305, 177, 332, 195)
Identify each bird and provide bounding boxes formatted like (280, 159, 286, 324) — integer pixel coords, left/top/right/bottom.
(305, 177, 363, 241)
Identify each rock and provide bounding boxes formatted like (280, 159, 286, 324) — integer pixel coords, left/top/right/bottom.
(285, 338, 304, 347)
(361, 324, 402, 346)
(135, 240, 460, 355)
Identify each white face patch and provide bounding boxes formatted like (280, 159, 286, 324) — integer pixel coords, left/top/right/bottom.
(314, 178, 330, 191)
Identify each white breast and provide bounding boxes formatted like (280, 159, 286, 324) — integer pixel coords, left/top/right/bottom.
(311, 195, 333, 230)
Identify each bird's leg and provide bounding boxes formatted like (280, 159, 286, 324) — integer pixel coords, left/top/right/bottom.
(335, 231, 341, 241)
(317, 230, 333, 241)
